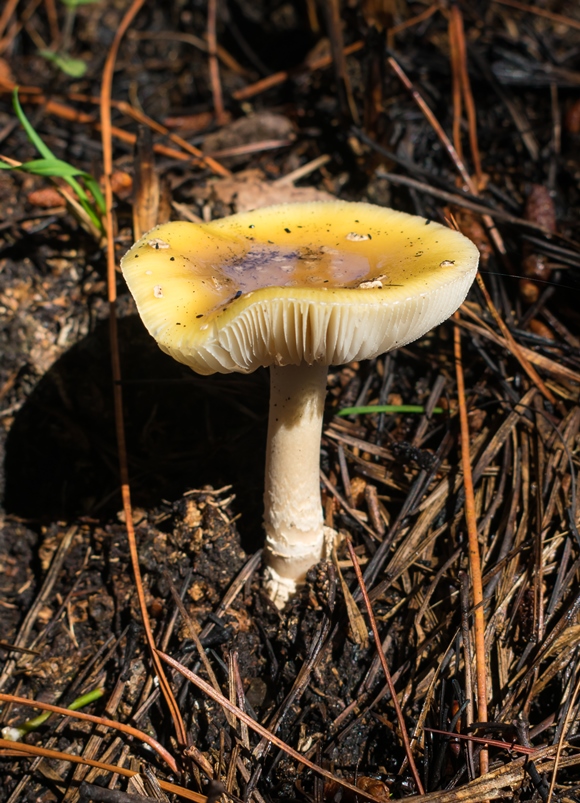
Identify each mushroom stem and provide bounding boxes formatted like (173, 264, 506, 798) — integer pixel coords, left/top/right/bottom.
(263, 362, 332, 606)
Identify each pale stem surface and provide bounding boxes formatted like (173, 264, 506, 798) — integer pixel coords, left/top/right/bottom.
(263, 363, 330, 606)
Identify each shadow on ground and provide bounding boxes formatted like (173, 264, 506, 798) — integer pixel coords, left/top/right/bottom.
(3, 316, 269, 547)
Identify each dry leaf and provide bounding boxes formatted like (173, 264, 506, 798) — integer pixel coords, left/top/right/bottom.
(208, 168, 334, 213)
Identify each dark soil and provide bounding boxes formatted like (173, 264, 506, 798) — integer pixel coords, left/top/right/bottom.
(1, 1, 580, 802)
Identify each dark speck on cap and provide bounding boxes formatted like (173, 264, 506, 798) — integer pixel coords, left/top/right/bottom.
(284, 228, 291, 233)
(196, 314, 203, 319)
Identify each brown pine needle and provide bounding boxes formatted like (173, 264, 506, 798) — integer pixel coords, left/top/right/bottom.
(387, 3, 440, 47)
(454, 313, 488, 776)
(475, 272, 561, 411)
(345, 538, 425, 794)
(99, 0, 187, 748)
(157, 650, 388, 803)
(448, 7, 464, 163)
(0, 79, 229, 177)
(0, 0, 19, 43)
(450, 5, 483, 186)
(0, 739, 204, 802)
(546, 671, 580, 802)
(386, 52, 508, 259)
(232, 41, 364, 101)
(493, 0, 580, 31)
(423, 728, 538, 755)
(207, 0, 226, 125)
(0, 692, 177, 772)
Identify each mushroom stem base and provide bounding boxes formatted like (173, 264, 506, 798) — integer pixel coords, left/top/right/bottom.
(263, 363, 331, 607)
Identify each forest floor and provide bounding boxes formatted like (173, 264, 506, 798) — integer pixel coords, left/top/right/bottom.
(1, 1, 580, 802)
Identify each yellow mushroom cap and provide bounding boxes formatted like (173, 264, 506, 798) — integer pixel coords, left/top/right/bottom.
(121, 201, 479, 375)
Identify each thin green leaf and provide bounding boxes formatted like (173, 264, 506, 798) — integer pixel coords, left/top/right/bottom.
(65, 178, 103, 230)
(10, 157, 93, 179)
(3, 688, 104, 740)
(10, 88, 103, 233)
(60, 0, 100, 6)
(12, 89, 55, 160)
(82, 174, 106, 214)
(66, 176, 90, 203)
(68, 688, 104, 710)
(337, 405, 444, 417)
(40, 50, 87, 78)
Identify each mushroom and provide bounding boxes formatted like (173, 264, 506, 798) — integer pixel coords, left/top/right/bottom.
(121, 201, 479, 606)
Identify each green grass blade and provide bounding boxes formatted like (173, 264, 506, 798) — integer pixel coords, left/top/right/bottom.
(11, 157, 92, 178)
(2, 687, 104, 741)
(337, 405, 444, 417)
(60, 0, 101, 6)
(40, 50, 87, 78)
(68, 688, 104, 710)
(12, 88, 55, 160)
(65, 176, 103, 230)
(82, 173, 106, 214)
(10, 88, 104, 232)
